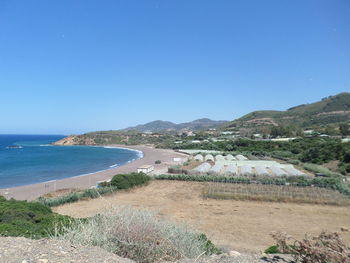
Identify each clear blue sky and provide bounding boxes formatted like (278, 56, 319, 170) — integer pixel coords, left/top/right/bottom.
(1, 0, 349, 134)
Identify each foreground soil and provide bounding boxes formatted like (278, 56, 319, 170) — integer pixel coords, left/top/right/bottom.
(54, 180, 350, 252)
(0, 237, 133, 263)
(0, 237, 295, 263)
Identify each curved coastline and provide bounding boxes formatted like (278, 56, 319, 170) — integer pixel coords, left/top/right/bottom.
(0, 145, 188, 201)
(0, 144, 143, 189)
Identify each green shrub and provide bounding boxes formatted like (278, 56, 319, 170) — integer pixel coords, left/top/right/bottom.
(288, 159, 301, 165)
(265, 245, 281, 254)
(155, 160, 161, 164)
(0, 197, 72, 238)
(111, 172, 150, 190)
(198, 233, 222, 255)
(303, 163, 342, 177)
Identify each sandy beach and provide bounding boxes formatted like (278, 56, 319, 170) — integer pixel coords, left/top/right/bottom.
(0, 145, 187, 201)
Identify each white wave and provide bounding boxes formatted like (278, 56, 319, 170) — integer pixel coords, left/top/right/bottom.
(103, 146, 144, 160)
(109, 164, 119, 168)
(40, 144, 52, 147)
(6, 146, 23, 149)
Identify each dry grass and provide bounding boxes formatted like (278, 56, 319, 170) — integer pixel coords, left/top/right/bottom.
(271, 231, 350, 263)
(52, 206, 211, 263)
(204, 183, 350, 206)
(54, 180, 350, 252)
(43, 188, 79, 198)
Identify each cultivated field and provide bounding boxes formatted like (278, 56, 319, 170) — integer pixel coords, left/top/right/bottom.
(204, 183, 350, 206)
(54, 180, 350, 252)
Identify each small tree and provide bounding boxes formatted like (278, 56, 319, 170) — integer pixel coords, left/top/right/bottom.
(339, 123, 350, 136)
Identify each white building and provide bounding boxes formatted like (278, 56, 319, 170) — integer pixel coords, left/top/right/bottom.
(137, 165, 154, 174)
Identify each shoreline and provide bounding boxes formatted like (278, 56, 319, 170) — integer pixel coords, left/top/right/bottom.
(0, 145, 187, 201)
(0, 145, 144, 189)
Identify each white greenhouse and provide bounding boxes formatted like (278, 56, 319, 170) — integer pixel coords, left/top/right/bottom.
(283, 165, 306, 176)
(194, 154, 204, 162)
(236, 155, 248, 161)
(225, 164, 238, 175)
(225, 154, 235, 161)
(204, 154, 215, 162)
(269, 166, 288, 176)
(255, 166, 269, 176)
(209, 163, 223, 175)
(215, 154, 225, 161)
(239, 165, 253, 175)
(192, 162, 212, 173)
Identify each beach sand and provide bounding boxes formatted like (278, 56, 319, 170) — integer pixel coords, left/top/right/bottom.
(0, 145, 187, 200)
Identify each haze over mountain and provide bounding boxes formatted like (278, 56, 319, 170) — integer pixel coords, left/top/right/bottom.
(224, 92, 350, 130)
(122, 118, 228, 133)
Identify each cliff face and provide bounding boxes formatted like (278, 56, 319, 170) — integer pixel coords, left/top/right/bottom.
(52, 136, 77, 145)
(53, 135, 98, 145)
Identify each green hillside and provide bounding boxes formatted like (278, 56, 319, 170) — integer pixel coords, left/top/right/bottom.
(123, 118, 228, 133)
(225, 92, 350, 130)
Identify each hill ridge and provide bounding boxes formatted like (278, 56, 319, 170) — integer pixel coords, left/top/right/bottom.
(224, 92, 350, 130)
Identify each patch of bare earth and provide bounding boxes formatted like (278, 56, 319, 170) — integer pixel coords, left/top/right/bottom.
(0, 237, 133, 263)
(53, 180, 350, 252)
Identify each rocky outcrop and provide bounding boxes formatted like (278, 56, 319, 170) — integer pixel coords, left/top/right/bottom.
(52, 136, 97, 146)
(52, 136, 78, 145)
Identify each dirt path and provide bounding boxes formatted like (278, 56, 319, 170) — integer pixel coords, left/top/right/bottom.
(54, 180, 350, 252)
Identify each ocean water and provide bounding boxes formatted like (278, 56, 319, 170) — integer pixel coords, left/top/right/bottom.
(0, 135, 142, 188)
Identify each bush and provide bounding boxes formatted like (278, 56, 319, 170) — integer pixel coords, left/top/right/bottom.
(183, 161, 190, 166)
(270, 231, 350, 263)
(0, 196, 72, 238)
(168, 167, 188, 174)
(265, 245, 280, 254)
(288, 159, 301, 165)
(110, 172, 150, 190)
(52, 207, 220, 262)
(155, 160, 161, 164)
(303, 163, 342, 177)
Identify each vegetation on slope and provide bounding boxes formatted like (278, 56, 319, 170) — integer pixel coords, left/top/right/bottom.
(123, 118, 228, 133)
(225, 92, 350, 130)
(38, 172, 151, 207)
(0, 196, 72, 238)
(168, 137, 350, 175)
(1, 176, 221, 263)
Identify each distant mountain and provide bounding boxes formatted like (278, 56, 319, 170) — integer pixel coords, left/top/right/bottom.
(123, 118, 228, 133)
(224, 92, 350, 130)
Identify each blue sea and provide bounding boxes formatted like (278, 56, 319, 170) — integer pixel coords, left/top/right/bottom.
(0, 135, 142, 188)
